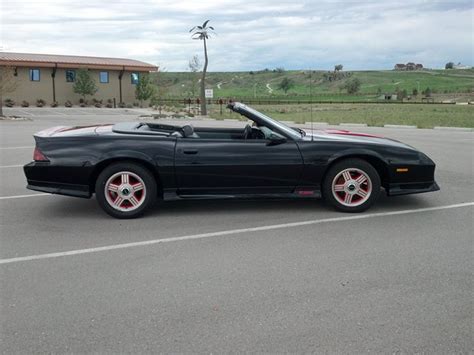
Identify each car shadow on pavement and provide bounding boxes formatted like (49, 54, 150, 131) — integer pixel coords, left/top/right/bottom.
(41, 193, 429, 219)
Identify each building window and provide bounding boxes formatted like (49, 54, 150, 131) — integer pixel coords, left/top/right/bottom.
(29, 69, 40, 81)
(66, 70, 76, 82)
(99, 71, 109, 83)
(131, 72, 139, 85)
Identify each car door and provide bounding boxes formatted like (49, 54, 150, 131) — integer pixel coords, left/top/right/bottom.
(174, 135, 304, 195)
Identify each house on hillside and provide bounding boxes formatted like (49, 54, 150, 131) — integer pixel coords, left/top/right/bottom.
(394, 62, 424, 71)
(453, 63, 470, 70)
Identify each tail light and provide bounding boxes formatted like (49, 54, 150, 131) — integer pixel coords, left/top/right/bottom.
(33, 147, 49, 162)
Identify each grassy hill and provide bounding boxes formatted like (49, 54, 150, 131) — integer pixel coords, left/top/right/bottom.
(153, 69, 474, 101)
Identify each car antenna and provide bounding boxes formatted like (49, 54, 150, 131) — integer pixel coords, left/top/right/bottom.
(310, 67, 314, 141)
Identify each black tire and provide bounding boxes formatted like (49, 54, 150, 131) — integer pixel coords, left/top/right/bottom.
(322, 158, 381, 213)
(95, 162, 157, 219)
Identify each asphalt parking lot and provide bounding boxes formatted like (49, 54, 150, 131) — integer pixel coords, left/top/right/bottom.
(1, 107, 473, 353)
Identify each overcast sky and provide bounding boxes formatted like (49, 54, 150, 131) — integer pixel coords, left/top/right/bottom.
(1, 0, 472, 71)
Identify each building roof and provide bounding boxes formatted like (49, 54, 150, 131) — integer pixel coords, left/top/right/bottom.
(0, 52, 158, 72)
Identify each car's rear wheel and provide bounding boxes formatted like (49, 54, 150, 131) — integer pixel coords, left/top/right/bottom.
(95, 162, 156, 219)
(322, 158, 380, 213)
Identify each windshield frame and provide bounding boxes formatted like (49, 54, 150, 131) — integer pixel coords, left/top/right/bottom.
(229, 103, 302, 140)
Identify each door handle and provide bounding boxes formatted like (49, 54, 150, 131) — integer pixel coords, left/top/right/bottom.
(183, 149, 198, 154)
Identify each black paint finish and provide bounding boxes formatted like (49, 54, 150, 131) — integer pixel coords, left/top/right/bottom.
(23, 103, 439, 201)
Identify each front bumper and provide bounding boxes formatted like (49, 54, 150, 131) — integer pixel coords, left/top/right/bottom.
(386, 181, 440, 196)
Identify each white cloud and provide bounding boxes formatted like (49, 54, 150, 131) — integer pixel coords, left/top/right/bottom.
(1, 0, 472, 70)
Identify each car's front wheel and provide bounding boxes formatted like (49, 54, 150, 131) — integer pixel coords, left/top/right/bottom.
(95, 162, 157, 219)
(322, 158, 380, 213)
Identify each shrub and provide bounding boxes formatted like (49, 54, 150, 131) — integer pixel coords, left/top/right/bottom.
(95, 102, 102, 108)
(21, 100, 29, 107)
(36, 99, 46, 107)
(126, 103, 133, 108)
(118, 102, 126, 108)
(106, 102, 113, 108)
(65, 100, 73, 108)
(50, 101, 58, 107)
(133, 102, 139, 107)
(4, 98, 15, 107)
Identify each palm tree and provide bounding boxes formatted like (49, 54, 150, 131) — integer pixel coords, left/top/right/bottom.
(189, 20, 215, 115)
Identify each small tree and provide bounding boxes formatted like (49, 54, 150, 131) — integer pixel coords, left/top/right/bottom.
(278, 77, 294, 93)
(423, 87, 432, 97)
(445, 62, 454, 69)
(0, 66, 18, 117)
(334, 64, 343, 72)
(135, 74, 155, 107)
(188, 55, 201, 98)
(73, 69, 98, 102)
(412, 88, 418, 96)
(343, 78, 361, 94)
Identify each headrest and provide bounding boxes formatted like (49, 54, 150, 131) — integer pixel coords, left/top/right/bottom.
(182, 125, 194, 138)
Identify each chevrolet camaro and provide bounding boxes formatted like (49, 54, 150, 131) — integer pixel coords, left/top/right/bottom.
(24, 102, 439, 218)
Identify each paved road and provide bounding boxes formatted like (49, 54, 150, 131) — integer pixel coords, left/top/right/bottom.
(1, 108, 473, 353)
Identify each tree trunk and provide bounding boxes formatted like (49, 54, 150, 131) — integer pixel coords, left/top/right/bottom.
(200, 38, 208, 116)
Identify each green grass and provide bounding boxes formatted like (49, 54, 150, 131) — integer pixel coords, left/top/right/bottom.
(154, 69, 474, 101)
(208, 103, 474, 128)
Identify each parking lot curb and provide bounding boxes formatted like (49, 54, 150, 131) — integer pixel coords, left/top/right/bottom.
(339, 123, 368, 127)
(384, 124, 418, 129)
(433, 126, 473, 132)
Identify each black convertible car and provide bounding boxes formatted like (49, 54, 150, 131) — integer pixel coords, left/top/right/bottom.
(24, 102, 439, 218)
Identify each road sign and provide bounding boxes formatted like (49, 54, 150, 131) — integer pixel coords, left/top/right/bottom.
(205, 89, 214, 98)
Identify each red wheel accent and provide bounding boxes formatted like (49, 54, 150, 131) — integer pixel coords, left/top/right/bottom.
(104, 171, 147, 212)
(331, 168, 372, 207)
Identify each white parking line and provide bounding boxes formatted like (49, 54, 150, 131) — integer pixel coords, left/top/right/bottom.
(0, 146, 33, 150)
(0, 164, 23, 168)
(0, 193, 49, 200)
(0, 202, 472, 265)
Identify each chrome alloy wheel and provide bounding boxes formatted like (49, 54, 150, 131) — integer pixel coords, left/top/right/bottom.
(104, 171, 146, 212)
(331, 168, 372, 207)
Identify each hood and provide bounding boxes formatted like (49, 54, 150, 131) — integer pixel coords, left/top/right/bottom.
(34, 124, 113, 138)
(303, 129, 417, 150)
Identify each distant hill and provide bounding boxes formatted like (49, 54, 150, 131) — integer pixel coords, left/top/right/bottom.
(152, 69, 474, 100)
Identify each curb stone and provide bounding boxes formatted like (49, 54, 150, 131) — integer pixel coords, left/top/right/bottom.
(339, 123, 367, 127)
(433, 126, 473, 132)
(384, 124, 418, 129)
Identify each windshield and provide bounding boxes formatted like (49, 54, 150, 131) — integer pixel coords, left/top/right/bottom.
(239, 105, 302, 140)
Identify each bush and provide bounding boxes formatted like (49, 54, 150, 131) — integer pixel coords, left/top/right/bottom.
(4, 98, 15, 107)
(36, 99, 46, 107)
(50, 101, 58, 107)
(126, 103, 133, 108)
(118, 102, 126, 108)
(133, 102, 139, 107)
(65, 100, 73, 108)
(21, 100, 29, 107)
(106, 102, 113, 108)
(343, 78, 362, 94)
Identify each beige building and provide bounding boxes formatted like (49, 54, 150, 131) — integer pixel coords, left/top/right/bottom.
(0, 52, 158, 105)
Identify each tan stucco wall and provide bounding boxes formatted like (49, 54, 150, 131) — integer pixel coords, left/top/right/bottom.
(2, 67, 149, 106)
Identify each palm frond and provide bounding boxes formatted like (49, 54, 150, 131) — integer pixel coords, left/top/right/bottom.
(189, 26, 196, 32)
(202, 20, 210, 28)
(208, 26, 214, 30)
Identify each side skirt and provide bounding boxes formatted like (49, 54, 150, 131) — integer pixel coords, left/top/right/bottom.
(163, 187, 321, 201)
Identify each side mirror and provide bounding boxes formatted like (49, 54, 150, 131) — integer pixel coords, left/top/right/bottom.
(266, 134, 287, 146)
